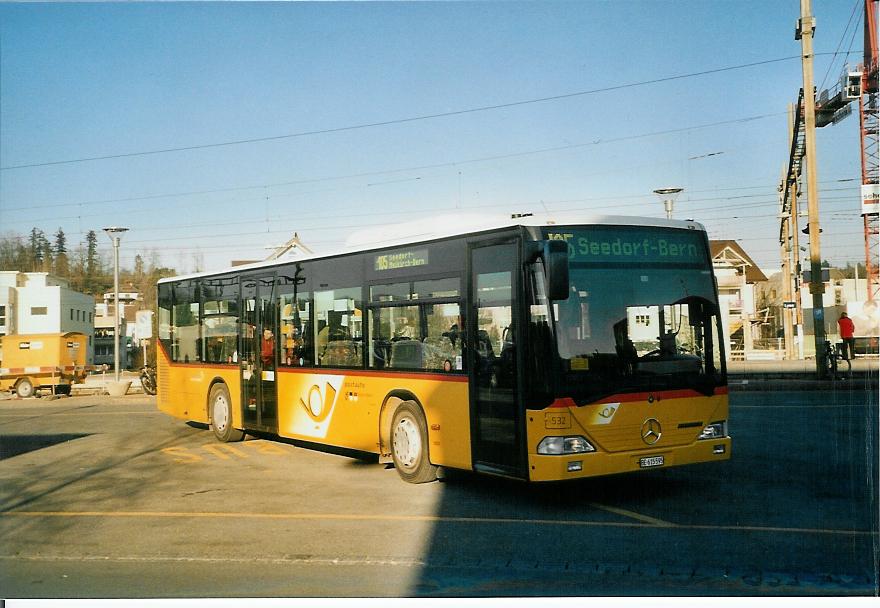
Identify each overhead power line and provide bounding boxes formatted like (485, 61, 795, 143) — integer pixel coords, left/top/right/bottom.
(0, 53, 854, 171)
(3, 111, 783, 213)
(817, 0, 862, 91)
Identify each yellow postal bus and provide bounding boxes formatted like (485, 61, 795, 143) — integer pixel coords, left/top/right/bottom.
(156, 214, 731, 483)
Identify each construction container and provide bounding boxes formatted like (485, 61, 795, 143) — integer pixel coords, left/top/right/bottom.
(0, 332, 95, 397)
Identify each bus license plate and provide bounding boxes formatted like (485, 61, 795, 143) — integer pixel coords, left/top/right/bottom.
(639, 456, 664, 468)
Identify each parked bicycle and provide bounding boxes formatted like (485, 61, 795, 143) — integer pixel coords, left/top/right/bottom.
(140, 364, 157, 395)
(823, 340, 851, 380)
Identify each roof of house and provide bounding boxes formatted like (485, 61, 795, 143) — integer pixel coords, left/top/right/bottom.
(709, 240, 768, 283)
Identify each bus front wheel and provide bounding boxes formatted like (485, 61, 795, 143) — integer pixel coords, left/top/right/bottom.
(209, 383, 244, 443)
(391, 401, 438, 484)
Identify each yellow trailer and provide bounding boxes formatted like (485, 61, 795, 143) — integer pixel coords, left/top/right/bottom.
(0, 333, 94, 398)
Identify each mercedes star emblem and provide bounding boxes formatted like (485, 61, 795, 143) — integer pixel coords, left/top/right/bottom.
(641, 418, 662, 445)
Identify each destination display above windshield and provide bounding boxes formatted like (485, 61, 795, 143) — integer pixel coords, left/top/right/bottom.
(544, 227, 707, 265)
(374, 248, 429, 271)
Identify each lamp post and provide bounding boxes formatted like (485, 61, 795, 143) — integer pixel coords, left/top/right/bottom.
(653, 187, 684, 220)
(103, 227, 129, 382)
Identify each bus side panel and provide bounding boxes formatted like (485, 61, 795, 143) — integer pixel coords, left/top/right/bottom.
(416, 378, 471, 471)
(276, 370, 471, 470)
(157, 347, 241, 426)
(276, 371, 378, 453)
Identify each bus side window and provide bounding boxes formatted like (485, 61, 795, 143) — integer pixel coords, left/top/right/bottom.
(279, 293, 313, 367)
(315, 287, 363, 368)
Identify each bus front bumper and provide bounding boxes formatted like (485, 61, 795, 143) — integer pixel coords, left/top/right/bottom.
(527, 436, 731, 482)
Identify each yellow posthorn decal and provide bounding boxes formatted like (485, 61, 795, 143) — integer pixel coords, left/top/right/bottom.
(589, 402, 620, 426)
(300, 382, 338, 423)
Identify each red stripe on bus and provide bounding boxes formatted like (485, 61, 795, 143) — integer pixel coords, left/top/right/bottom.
(549, 386, 729, 408)
(167, 361, 238, 370)
(155, 341, 236, 370)
(277, 367, 469, 383)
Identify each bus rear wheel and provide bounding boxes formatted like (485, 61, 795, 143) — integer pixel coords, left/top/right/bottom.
(209, 383, 244, 442)
(391, 401, 438, 484)
(15, 379, 34, 399)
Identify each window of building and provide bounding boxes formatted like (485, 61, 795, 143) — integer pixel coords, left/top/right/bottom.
(31, 306, 48, 316)
(70, 309, 74, 321)
(0, 305, 5, 328)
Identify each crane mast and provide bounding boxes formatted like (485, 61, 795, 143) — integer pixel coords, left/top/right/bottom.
(861, 0, 879, 302)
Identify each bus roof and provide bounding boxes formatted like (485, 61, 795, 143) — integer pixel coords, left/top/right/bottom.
(158, 212, 707, 284)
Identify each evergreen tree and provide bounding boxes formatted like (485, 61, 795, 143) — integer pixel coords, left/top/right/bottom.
(28, 228, 45, 271)
(85, 230, 98, 274)
(85, 230, 99, 291)
(40, 237, 53, 273)
(54, 228, 69, 277)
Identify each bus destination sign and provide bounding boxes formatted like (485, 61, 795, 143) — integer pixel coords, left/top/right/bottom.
(545, 227, 705, 265)
(374, 248, 429, 271)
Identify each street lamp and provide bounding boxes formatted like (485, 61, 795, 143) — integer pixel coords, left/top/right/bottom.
(103, 227, 129, 382)
(653, 187, 684, 220)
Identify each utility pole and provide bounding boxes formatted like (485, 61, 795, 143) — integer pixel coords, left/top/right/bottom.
(103, 227, 129, 383)
(780, 167, 795, 360)
(791, 163, 805, 360)
(797, 0, 828, 376)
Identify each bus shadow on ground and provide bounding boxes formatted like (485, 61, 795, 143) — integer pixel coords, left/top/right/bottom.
(437, 466, 697, 512)
(0, 433, 91, 460)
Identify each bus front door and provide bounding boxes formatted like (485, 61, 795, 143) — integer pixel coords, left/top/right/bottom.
(241, 274, 278, 433)
(469, 242, 525, 478)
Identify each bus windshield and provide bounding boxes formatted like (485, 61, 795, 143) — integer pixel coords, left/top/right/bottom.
(540, 226, 725, 403)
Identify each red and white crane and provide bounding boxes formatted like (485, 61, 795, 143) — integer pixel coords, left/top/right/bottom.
(859, 0, 878, 302)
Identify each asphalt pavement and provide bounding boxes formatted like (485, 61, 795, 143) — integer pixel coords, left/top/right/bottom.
(0, 382, 876, 597)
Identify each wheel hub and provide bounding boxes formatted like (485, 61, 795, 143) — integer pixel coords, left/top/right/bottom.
(393, 417, 420, 468)
(214, 395, 229, 432)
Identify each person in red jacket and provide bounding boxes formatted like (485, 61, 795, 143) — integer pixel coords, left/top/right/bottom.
(261, 328, 275, 368)
(837, 312, 855, 360)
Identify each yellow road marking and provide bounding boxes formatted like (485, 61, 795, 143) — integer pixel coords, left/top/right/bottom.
(587, 502, 675, 527)
(0, 510, 873, 537)
(201, 444, 248, 460)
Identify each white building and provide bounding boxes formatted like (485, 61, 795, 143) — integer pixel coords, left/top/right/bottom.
(0, 271, 96, 363)
(93, 291, 142, 369)
(710, 241, 767, 361)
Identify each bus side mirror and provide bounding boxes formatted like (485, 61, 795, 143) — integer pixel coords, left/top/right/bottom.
(544, 240, 570, 301)
(525, 240, 570, 301)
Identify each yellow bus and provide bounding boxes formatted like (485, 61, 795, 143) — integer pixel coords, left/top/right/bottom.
(156, 215, 730, 483)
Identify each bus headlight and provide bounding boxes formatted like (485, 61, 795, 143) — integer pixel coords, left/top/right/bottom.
(698, 421, 728, 440)
(537, 436, 596, 455)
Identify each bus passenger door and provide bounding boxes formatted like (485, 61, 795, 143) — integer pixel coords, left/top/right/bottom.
(469, 242, 525, 477)
(240, 274, 278, 432)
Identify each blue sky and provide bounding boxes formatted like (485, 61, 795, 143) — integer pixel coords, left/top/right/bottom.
(0, 1, 869, 273)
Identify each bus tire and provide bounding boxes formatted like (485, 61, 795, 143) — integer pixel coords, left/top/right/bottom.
(16, 378, 34, 399)
(390, 401, 438, 484)
(209, 383, 244, 443)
